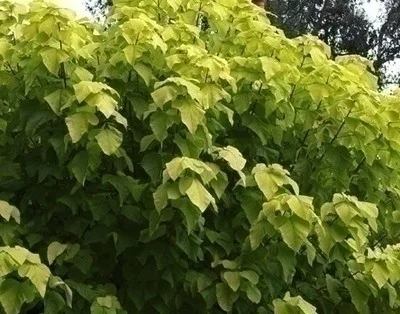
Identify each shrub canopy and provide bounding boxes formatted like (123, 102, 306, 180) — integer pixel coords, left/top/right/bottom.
(0, 0, 400, 313)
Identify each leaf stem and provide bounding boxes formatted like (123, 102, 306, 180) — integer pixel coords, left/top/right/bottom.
(317, 108, 353, 164)
(352, 134, 383, 175)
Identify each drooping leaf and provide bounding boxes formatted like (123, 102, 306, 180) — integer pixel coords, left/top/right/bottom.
(217, 145, 246, 172)
(279, 215, 311, 252)
(44, 89, 71, 114)
(0, 201, 20, 224)
(173, 99, 205, 133)
(90, 296, 122, 314)
(44, 291, 66, 314)
(344, 279, 371, 314)
(216, 283, 238, 312)
(69, 151, 89, 185)
(47, 242, 67, 265)
(95, 127, 123, 156)
(223, 272, 241, 292)
(0, 279, 36, 314)
(181, 178, 215, 212)
(245, 285, 261, 304)
(18, 263, 51, 297)
(65, 112, 98, 143)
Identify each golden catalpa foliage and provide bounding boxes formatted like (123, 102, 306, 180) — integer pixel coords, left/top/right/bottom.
(0, 0, 400, 313)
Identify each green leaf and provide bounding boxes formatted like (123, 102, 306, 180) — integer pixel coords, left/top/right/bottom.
(201, 84, 231, 109)
(304, 240, 316, 266)
(277, 244, 296, 283)
(151, 86, 178, 106)
(210, 173, 228, 199)
(69, 151, 89, 185)
(232, 91, 252, 114)
(0, 246, 40, 265)
(245, 285, 261, 304)
(134, 63, 154, 86)
(173, 99, 205, 133)
(49, 276, 73, 308)
(217, 145, 246, 172)
(239, 191, 262, 224)
(44, 89, 71, 114)
(290, 295, 317, 314)
(172, 198, 201, 233)
(155, 77, 202, 102)
(73, 81, 118, 103)
(242, 113, 269, 145)
(223, 271, 241, 292)
(0, 201, 20, 224)
(0, 252, 18, 277)
(95, 127, 123, 156)
(249, 219, 272, 250)
(181, 178, 215, 212)
(307, 83, 331, 102)
(153, 183, 168, 212)
(344, 279, 370, 314)
(150, 110, 176, 142)
(273, 293, 317, 314)
(0, 279, 35, 314)
(65, 112, 98, 143)
(66, 280, 97, 303)
(140, 134, 156, 152)
(86, 92, 118, 118)
(165, 157, 216, 182)
(25, 110, 53, 137)
(44, 291, 66, 314)
(254, 170, 279, 200)
(87, 197, 111, 221)
(40, 48, 68, 75)
(326, 275, 342, 305)
(102, 174, 144, 206)
(335, 203, 358, 226)
(273, 298, 293, 314)
(285, 195, 315, 222)
(279, 215, 311, 252)
(47, 242, 67, 265)
(91, 296, 121, 314)
(371, 261, 390, 288)
(216, 283, 238, 312)
(141, 152, 163, 183)
(240, 270, 259, 285)
(74, 67, 94, 81)
(18, 263, 51, 297)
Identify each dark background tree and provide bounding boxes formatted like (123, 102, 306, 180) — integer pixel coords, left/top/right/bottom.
(374, 0, 400, 85)
(86, 0, 400, 87)
(265, 0, 400, 86)
(266, 0, 372, 57)
(85, 0, 112, 18)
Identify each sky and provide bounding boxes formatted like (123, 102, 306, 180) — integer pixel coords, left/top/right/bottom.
(50, 0, 88, 16)
(364, 0, 384, 26)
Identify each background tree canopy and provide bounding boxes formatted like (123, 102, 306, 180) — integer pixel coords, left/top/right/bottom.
(86, 0, 400, 87)
(265, 0, 400, 87)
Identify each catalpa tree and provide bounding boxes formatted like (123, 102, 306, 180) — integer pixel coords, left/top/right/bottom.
(0, 0, 399, 313)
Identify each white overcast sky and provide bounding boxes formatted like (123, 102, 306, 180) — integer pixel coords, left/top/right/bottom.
(51, 0, 88, 16)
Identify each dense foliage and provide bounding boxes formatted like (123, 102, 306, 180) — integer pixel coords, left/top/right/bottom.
(1, 0, 400, 313)
(87, 0, 400, 86)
